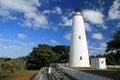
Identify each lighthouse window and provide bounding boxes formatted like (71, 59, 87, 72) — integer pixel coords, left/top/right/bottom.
(101, 61, 104, 63)
(79, 36, 81, 39)
(80, 56, 82, 60)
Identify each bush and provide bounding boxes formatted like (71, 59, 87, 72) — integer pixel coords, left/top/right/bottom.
(1, 59, 25, 73)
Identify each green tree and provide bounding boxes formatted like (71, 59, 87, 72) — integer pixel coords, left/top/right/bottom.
(106, 28, 120, 53)
(52, 45, 70, 62)
(105, 53, 117, 65)
(106, 28, 120, 64)
(27, 44, 59, 70)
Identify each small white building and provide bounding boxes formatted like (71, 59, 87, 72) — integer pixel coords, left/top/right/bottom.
(91, 58, 106, 69)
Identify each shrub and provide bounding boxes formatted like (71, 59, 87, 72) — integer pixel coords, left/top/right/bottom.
(1, 59, 25, 73)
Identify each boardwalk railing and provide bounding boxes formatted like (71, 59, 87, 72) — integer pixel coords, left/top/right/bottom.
(61, 66, 113, 80)
(50, 67, 64, 80)
(32, 68, 44, 80)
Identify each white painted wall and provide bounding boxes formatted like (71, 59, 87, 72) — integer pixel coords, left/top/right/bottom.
(69, 9, 90, 67)
(91, 58, 106, 69)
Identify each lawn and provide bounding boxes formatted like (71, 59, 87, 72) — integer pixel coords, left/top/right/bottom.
(71, 67, 120, 80)
(64, 73, 77, 80)
(0, 70, 38, 80)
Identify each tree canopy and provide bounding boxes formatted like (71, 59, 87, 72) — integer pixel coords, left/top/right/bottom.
(26, 44, 60, 69)
(105, 28, 120, 64)
(106, 28, 120, 53)
(52, 45, 69, 62)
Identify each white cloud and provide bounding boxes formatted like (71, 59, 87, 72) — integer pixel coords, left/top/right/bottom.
(82, 9, 104, 24)
(31, 15, 48, 28)
(84, 23, 91, 31)
(42, 6, 62, 15)
(52, 6, 62, 15)
(88, 42, 107, 55)
(0, 0, 41, 12)
(42, 10, 51, 14)
(68, 11, 74, 17)
(92, 33, 103, 40)
(8, 45, 21, 50)
(0, 38, 35, 47)
(55, 6, 62, 14)
(100, 42, 106, 48)
(89, 46, 102, 51)
(108, 0, 120, 19)
(97, 0, 102, 4)
(28, 42, 35, 45)
(0, 8, 9, 17)
(0, 43, 21, 50)
(51, 40, 59, 44)
(0, 0, 48, 29)
(0, 40, 36, 58)
(88, 45, 105, 55)
(62, 16, 68, 22)
(63, 19, 72, 26)
(97, 0, 105, 6)
(0, 8, 17, 20)
(52, 27, 58, 31)
(59, 16, 72, 26)
(0, 43, 32, 58)
(101, 24, 108, 30)
(64, 33, 71, 40)
(17, 33, 26, 39)
(116, 22, 120, 28)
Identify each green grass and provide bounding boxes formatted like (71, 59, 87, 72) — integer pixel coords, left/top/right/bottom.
(70, 67, 120, 80)
(64, 73, 77, 80)
(0, 70, 38, 80)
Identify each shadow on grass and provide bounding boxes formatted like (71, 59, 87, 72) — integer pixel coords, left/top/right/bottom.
(82, 69, 120, 80)
(0, 74, 10, 80)
(71, 67, 120, 80)
(64, 73, 77, 80)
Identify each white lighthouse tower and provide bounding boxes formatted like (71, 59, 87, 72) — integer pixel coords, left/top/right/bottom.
(69, 9, 90, 67)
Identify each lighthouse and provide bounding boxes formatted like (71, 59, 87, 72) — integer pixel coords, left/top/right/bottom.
(69, 9, 90, 67)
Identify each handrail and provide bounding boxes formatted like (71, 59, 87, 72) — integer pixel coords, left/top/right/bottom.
(32, 68, 44, 80)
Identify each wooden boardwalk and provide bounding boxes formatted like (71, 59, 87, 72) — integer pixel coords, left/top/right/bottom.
(40, 72, 48, 80)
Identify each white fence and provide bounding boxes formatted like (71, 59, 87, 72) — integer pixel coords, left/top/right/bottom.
(107, 65, 120, 68)
(62, 67, 113, 80)
(53, 63, 120, 69)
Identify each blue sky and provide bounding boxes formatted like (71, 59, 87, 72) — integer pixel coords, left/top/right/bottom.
(0, 0, 120, 58)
